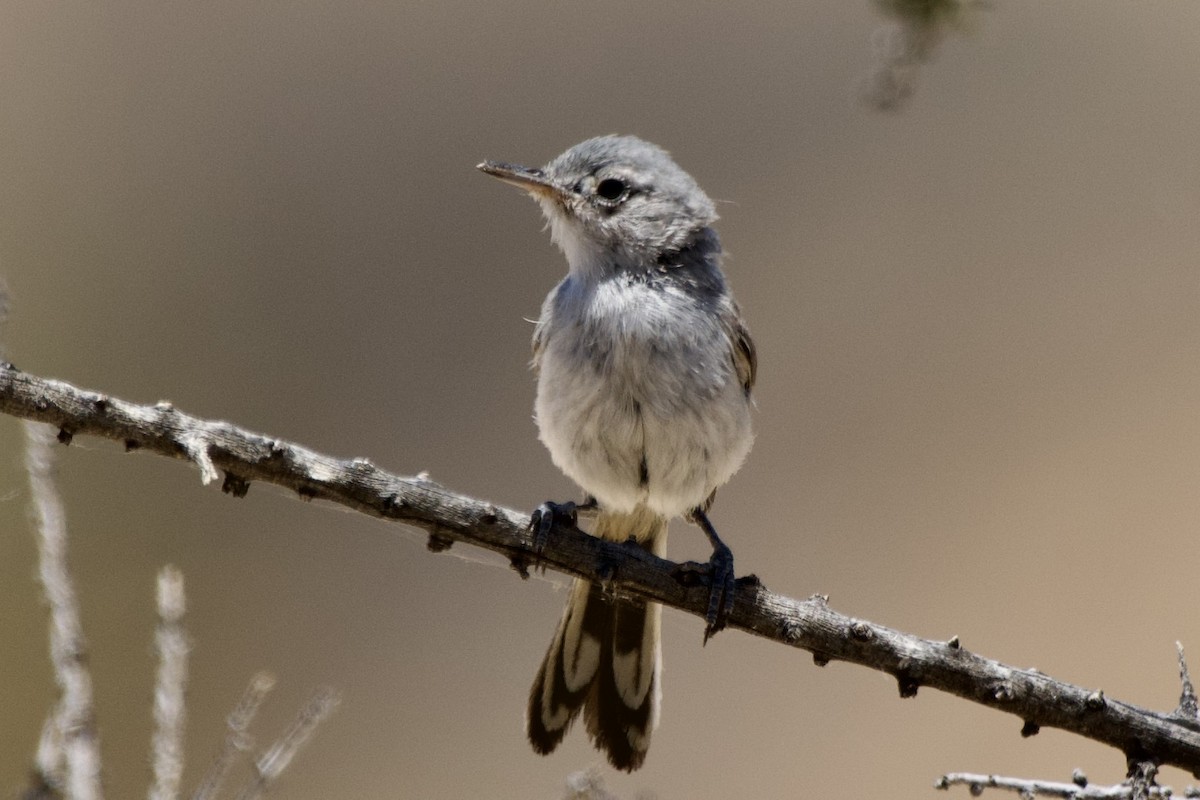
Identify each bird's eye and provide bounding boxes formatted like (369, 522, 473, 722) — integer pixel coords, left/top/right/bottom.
(595, 178, 629, 203)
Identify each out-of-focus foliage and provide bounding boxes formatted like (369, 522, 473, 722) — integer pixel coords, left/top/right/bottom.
(863, 0, 990, 110)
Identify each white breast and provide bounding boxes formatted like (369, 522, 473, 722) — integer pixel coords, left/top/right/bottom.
(534, 276, 753, 518)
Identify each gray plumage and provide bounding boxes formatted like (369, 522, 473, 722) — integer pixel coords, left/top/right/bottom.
(479, 135, 756, 771)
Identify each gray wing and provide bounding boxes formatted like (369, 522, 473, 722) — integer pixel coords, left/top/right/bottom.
(531, 315, 549, 374)
(723, 302, 756, 396)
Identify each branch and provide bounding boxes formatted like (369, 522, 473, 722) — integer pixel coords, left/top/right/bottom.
(6, 363, 1200, 776)
(936, 768, 1176, 800)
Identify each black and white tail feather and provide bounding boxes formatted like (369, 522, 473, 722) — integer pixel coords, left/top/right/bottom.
(527, 509, 666, 772)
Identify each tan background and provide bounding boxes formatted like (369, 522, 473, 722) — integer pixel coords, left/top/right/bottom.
(2, 1, 1200, 798)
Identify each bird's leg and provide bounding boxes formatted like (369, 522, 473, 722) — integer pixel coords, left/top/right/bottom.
(528, 495, 598, 568)
(684, 507, 736, 644)
(576, 495, 599, 519)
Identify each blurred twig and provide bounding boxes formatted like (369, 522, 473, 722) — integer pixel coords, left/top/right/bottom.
(6, 365, 1200, 775)
(149, 566, 190, 800)
(233, 688, 340, 800)
(563, 768, 621, 800)
(191, 673, 276, 800)
(24, 421, 103, 800)
(21, 414, 333, 799)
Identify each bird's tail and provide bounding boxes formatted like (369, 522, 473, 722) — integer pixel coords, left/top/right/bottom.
(526, 506, 668, 772)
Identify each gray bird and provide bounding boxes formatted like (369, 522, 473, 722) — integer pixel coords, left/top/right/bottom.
(478, 135, 756, 771)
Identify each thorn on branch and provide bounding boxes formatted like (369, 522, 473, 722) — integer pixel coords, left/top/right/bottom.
(124, 439, 140, 452)
(1021, 719, 1040, 737)
(737, 573, 763, 590)
(1071, 769, 1088, 787)
(508, 553, 530, 580)
(56, 427, 73, 445)
(670, 560, 708, 588)
(181, 431, 219, 485)
(1086, 690, 1107, 711)
(991, 681, 1016, 702)
(380, 493, 405, 516)
(947, 635, 962, 649)
(812, 652, 830, 667)
(778, 617, 803, 644)
(1177, 642, 1198, 719)
(849, 620, 874, 641)
(222, 472, 251, 498)
(593, 558, 617, 588)
(426, 530, 454, 553)
(897, 671, 920, 698)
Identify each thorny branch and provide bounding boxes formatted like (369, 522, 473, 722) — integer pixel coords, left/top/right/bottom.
(936, 766, 1189, 800)
(5, 363, 1200, 776)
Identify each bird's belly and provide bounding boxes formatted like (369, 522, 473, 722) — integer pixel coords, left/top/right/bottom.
(534, 346, 752, 519)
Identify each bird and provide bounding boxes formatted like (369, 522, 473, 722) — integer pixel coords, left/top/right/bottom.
(478, 135, 756, 771)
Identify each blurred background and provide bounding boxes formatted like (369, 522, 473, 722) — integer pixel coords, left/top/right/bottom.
(2, 1, 1199, 797)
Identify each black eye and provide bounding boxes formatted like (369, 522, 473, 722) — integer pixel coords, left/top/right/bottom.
(595, 178, 628, 203)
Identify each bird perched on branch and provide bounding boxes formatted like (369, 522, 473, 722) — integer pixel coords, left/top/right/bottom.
(479, 135, 756, 771)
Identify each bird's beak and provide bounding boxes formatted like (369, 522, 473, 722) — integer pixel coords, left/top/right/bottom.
(477, 161, 565, 201)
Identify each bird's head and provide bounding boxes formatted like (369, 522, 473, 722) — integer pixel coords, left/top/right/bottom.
(479, 135, 717, 276)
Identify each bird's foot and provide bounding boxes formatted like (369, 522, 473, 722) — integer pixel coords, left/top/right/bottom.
(702, 541, 736, 644)
(680, 508, 737, 644)
(528, 500, 584, 571)
(671, 544, 736, 643)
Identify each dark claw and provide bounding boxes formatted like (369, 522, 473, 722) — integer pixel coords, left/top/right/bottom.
(528, 500, 579, 570)
(687, 508, 737, 644)
(669, 549, 736, 643)
(703, 541, 736, 644)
